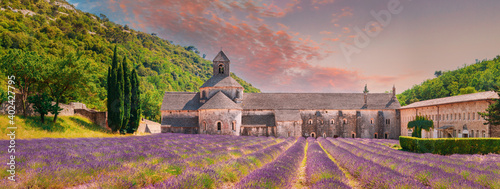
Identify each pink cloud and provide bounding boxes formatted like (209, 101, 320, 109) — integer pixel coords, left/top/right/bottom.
(106, 0, 369, 92)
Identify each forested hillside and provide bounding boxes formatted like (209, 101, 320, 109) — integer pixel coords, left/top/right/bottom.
(0, 0, 260, 122)
(397, 56, 500, 106)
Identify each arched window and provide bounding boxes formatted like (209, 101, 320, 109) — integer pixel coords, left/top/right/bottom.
(374, 133, 378, 139)
(203, 121, 207, 130)
(351, 133, 355, 138)
(308, 119, 313, 125)
(323, 133, 326, 138)
(370, 118, 374, 125)
(472, 113, 475, 120)
(330, 119, 334, 125)
(217, 121, 222, 131)
(232, 121, 236, 131)
(218, 64, 224, 74)
(482, 130, 486, 138)
(384, 133, 389, 139)
(471, 130, 474, 138)
(343, 119, 347, 124)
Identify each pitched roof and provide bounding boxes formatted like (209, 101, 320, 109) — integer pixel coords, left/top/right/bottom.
(400, 91, 499, 109)
(241, 93, 400, 110)
(199, 91, 242, 110)
(200, 74, 243, 88)
(160, 92, 201, 111)
(275, 110, 301, 122)
(213, 50, 230, 62)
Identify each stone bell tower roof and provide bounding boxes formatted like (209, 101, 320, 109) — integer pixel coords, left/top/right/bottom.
(213, 50, 230, 62)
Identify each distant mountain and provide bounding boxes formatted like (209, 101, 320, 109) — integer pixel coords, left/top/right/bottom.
(397, 56, 500, 106)
(0, 0, 260, 121)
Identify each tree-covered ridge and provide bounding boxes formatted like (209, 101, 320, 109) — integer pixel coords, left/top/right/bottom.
(397, 56, 500, 106)
(0, 0, 260, 122)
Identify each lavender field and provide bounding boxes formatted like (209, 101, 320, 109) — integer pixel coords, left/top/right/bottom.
(1, 134, 499, 189)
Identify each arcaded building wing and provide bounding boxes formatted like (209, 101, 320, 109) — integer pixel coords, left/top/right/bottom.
(161, 51, 401, 139)
(400, 91, 500, 138)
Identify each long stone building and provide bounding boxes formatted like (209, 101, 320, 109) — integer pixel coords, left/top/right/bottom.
(400, 91, 500, 138)
(161, 51, 401, 139)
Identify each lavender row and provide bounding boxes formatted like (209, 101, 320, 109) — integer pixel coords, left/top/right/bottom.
(337, 138, 497, 188)
(318, 138, 427, 189)
(305, 138, 350, 189)
(331, 138, 487, 188)
(149, 137, 297, 188)
(236, 137, 306, 189)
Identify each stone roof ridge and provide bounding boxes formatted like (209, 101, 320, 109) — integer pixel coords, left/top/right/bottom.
(164, 91, 197, 94)
(401, 91, 499, 109)
(200, 74, 243, 88)
(213, 50, 230, 62)
(199, 91, 242, 110)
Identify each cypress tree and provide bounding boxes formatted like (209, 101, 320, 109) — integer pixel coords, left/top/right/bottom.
(116, 57, 125, 132)
(107, 45, 124, 133)
(122, 57, 131, 133)
(128, 68, 141, 133)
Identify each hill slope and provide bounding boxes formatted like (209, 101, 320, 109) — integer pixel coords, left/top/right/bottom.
(397, 56, 500, 106)
(0, 0, 260, 121)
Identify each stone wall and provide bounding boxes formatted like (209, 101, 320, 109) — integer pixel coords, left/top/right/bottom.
(74, 109, 107, 129)
(276, 121, 302, 137)
(199, 109, 242, 135)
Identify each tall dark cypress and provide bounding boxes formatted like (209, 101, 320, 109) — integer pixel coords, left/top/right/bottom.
(128, 68, 141, 133)
(122, 57, 131, 133)
(107, 45, 124, 133)
(116, 57, 125, 132)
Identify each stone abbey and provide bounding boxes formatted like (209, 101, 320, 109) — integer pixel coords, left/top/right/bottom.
(161, 51, 401, 139)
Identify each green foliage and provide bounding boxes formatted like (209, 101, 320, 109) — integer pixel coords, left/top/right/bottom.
(121, 56, 131, 133)
(0, 49, 45, 116)
(479, 91, 500, 126)
(0, 1, 260, 122)
(398, 56, 500, 106)
(27, 93, 53, 123)
(400, 136, 500, 155)
(107, 46, 124, 132)
(127, 69, 141, 133)
(407, 116, 434, 138)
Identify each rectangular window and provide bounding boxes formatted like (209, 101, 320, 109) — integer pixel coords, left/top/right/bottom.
(386, 119, 390, 125)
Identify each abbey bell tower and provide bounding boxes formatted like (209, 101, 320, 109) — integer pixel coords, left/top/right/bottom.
(213, 51, 230, 76)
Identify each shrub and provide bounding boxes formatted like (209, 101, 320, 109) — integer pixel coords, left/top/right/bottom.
(399, 136, 500, 155)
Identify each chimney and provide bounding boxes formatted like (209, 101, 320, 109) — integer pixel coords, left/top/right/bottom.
(392, 85, 396, 100)
(363, 84, 368, 105)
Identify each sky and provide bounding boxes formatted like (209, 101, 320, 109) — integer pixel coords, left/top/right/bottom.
(67, 0, 500, 93)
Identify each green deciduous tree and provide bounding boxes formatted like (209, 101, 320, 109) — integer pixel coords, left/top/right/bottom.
(408, 116, 434, 138)
(0, 49, 45, 117)
(27, 93, 53, 123)
(43, 52, 95, 123)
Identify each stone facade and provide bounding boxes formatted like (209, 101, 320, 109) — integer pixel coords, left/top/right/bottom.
(400, 91, 499, 138)
(161, 51, 401, 139)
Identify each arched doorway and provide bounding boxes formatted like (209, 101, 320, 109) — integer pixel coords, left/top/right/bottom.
(311, 132, 316, 138)
(447, 133, 452, 138)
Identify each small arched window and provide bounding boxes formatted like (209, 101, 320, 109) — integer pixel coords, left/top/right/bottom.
(370, 118, 374, 125)
(374, 133, 378, 139)
(343, 119, 347, 124)
(232, 121, 236, 131)
(323, 133, 326, 138)
(308, 119, 313, 125)
(330, 119, 334, 125)
(217, 121, 222, 131)
(218, 64, 224, 74)
(203, 121, 207, 130)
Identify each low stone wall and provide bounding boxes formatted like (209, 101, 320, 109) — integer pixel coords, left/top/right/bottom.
(74, 109, 107, 129)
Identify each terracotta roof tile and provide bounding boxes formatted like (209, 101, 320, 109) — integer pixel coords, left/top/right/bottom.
(401, 91, 499, 109)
